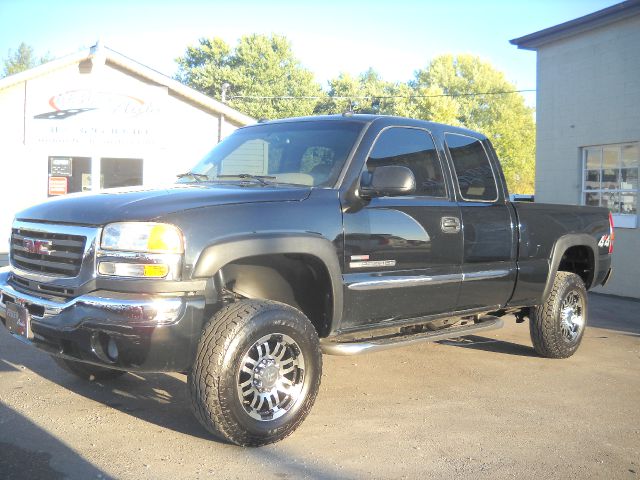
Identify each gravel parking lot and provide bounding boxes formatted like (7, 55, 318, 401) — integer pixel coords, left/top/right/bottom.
(1, 293, 638, 480)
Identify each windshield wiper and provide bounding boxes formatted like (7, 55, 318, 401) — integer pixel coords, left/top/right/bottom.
(216, 174, 276, 186)
(176, 171, 209, 182)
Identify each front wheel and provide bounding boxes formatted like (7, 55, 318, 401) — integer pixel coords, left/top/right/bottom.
(188, 300, 322, 446)
(529, 271, 588, 359)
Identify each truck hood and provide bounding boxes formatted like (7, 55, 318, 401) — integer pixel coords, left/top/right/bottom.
(15, 183, 312, 226)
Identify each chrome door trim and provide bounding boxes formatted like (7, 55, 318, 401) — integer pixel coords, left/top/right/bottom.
(348, 273, 463, 291)
(462, 269, 511, 281)
(347, 269, 511, 291)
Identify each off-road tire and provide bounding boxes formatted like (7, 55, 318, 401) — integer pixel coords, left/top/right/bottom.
(188, 299, 322, 446)
(529, 271, 588, 359)
(52, 357, 126, 381)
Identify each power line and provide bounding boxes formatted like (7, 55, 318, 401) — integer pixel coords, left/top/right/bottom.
(228, 89, 536, 101)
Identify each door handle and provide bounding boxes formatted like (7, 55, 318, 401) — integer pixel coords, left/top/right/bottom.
(441, 217, 461, 233)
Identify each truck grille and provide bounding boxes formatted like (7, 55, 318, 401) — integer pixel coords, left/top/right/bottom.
(10, 228, 87, 277)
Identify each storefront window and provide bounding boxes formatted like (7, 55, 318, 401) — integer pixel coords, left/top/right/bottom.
(582, 143, 639, 228)
(48, 156, 91, 196)
(100, 158, 143, 188)
(48, 157, 143, 196)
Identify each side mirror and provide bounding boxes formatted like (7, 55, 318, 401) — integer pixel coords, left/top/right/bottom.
(360, 165, 416, 198)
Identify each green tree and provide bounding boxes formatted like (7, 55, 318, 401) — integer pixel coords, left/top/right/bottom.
(2, 42, 51, 77)
(315, 68, 399, 115)
(411, 54, 535, 193)
(175, 34, 322, 119)
(320, 55, 535, 193)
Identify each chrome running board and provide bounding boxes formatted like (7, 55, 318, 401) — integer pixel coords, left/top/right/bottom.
(321, 317, 503, 356)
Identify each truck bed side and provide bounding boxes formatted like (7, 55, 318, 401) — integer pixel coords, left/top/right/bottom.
(508, 201, 612, 307)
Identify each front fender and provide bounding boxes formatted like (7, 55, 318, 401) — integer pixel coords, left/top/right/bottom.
(193, 233, 344, 331)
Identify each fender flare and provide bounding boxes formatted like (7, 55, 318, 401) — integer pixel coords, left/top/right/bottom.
(193, 233, 344, 331)
(542, 233, 598, 301)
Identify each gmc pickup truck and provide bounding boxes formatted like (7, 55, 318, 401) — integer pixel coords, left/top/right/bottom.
(0, 115, 613, 446)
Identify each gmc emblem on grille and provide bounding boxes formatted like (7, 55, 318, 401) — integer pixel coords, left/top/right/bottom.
(23, 238, 55, 255)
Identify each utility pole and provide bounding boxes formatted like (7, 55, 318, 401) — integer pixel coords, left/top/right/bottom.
(218, 83, 230, 142)
(221, 83, 230, 103)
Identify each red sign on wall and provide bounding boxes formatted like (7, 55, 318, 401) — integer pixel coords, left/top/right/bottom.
(48, 176, 68, 196)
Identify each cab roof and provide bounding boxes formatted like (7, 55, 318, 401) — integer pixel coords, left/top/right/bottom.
(241, 114, 488, 140)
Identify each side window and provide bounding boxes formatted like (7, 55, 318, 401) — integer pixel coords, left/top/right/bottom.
(446, 133, 498, 201)
(367, 127, 446, 197)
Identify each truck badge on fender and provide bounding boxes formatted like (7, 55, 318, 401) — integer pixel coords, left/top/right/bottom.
(349, 254, 396, 269)
(597, 235, 611, 248)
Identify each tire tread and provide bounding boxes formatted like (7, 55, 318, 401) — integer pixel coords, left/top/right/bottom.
(529, 271, 587, 359)
(188, 299, 321, 446)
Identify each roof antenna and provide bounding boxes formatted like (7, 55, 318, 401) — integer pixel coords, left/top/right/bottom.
(90, 38, 102, 55)
(81, 38, 104, 73)
(342, 99, 354, 116)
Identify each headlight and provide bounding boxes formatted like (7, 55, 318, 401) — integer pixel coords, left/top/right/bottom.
(98, 222, 184, 280)
(100, 222, 184, 253)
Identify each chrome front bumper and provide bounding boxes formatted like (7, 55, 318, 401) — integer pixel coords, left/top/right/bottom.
(0, 269, 184, 328)
(0, 268, 207, 372)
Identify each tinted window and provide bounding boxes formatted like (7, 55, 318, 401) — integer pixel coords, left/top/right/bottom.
(446, 134, 498, 201)
(366, 127, 446, 197)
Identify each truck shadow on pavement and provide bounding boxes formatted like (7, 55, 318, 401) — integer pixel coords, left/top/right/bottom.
(438, 335, 538, 357)
(0, 340, 212, 441)
(0, 401, 111, 480)
(1, 337, 358, 479)
(59, 371, 213, 441)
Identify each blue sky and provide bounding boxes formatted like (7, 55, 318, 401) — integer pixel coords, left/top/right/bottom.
(0, 0, 620, 106)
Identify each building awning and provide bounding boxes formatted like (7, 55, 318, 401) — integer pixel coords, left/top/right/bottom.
(510, 0, 640, 50)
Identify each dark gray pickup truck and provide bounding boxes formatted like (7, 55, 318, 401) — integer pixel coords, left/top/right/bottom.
(0, 115, 613, 446)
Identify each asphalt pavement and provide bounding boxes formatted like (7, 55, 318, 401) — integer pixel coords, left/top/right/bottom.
(0, 293, 638, 479)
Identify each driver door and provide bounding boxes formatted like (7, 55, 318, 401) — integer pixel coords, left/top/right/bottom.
(341, 126, 463, 330)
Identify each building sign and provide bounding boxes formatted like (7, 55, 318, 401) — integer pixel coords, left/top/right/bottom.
(27, 79, 167, 146)
(38, 90, 153, 118)
(50, 157, 72, 176)
(48, 176, 68, 196)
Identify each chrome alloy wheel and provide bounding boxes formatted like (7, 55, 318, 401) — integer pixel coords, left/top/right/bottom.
(236, 334, 306, 421)
(560, 290, 585, 343)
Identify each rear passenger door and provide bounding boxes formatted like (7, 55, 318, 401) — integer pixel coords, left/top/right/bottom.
(444, 133, 517, 311)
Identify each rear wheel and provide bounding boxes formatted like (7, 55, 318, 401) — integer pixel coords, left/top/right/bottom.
(52, 357, 125, 381)
(188, 299, 322, 446)
(529, 271, 588, 358)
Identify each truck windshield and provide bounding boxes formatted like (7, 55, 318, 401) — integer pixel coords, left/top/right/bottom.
(179, 120, 364, 187)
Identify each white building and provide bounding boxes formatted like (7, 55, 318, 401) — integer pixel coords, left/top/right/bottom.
(511, 0, 640, 299)
(0, 44, 254, 264)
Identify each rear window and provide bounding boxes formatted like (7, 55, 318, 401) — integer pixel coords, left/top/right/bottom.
(446, 133, 498, 201)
